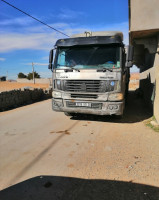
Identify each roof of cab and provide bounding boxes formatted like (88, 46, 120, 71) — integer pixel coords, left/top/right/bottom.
(55, 31, 124, 47)
(71, 31, 123, 41)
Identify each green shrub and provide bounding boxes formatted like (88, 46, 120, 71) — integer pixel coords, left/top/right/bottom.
(18, 72, 27, 78)
(27, 72, 40, 80)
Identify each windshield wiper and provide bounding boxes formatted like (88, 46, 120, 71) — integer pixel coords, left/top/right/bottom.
(56, 64, 80, 72)
(68, 66, 80, 72)
(97, 67, 113, 72)
(64, 67, 80, 72)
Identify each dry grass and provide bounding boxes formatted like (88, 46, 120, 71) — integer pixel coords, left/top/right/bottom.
(0, 81, 49, 92)
(144, 116, 159, 132)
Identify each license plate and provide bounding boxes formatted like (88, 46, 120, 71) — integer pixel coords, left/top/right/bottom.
(75, 102, 91, 107)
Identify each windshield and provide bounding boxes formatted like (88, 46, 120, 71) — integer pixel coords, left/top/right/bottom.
(55, 46, 120, 69)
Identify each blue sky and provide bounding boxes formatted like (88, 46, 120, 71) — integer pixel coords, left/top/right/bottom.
(0, 0, 133, 79)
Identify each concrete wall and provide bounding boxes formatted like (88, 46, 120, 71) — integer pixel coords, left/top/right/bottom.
(17, 78, 52, 85)
(129, 0, 159, 123)
(131, 36, 156, 111)
(154, 35, 159, 123)
(0, 88, 51, 111)
(139, 67, 155, 110)
(130, 0, 159, 32)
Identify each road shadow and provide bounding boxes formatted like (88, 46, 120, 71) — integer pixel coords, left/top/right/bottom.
(0, 176, 159, 200)
(70, 90, 153, 123)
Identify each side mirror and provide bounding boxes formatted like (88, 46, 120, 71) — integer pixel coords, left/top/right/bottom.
(125, 45, 134, 67)
(48, 49, 54, 70)
(49, 49, 54, 63)
(48, 63, 53, 70)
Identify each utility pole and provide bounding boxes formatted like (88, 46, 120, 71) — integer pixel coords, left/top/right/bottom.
(32, 62, 35, 84)
(6, 71, 8, 80)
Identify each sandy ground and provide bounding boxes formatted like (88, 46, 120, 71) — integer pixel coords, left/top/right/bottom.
(1, 89, 159, 199)
(130, 72, 140, 80)
(129, 72, 139, 90)
(0, 81, 49, 92)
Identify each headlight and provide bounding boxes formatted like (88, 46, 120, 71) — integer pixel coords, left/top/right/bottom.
(108, 93, 123, 101)
(52, 91, 62, 98)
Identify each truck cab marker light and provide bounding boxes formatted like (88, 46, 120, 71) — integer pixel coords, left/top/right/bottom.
(110, 81, 115, 86)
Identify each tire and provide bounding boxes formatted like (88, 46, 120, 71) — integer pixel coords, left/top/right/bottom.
(115, 115, 123, 119)
(64, 112, 75, 117)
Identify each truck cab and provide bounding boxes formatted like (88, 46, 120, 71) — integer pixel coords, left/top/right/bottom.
(49, 31, 133, 117)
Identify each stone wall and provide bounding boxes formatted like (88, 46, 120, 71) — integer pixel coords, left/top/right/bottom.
(0, 88, 52, 111)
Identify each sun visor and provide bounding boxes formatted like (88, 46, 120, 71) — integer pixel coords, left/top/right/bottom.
(55, 36, 123, 47)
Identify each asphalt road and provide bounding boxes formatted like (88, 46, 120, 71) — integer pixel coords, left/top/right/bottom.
(1, 92, 159, 199)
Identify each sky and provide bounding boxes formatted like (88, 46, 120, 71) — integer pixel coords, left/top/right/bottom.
(0, 0, 136, 80)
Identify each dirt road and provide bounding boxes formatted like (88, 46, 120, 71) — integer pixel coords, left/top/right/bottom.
(0, 92, 159, 199)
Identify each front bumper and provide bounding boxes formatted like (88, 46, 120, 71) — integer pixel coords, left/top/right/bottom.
(52, 98, 124, 116)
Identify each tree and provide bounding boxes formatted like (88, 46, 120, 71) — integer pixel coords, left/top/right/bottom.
(27, 71, 40, 80)
(18, 72, 27, 78)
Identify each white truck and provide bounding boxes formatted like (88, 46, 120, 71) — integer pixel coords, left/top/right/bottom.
(48, 31, 133, 117)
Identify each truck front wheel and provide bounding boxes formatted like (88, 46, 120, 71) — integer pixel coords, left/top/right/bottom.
(115, 115, 123, 119)
(64, 112, 75, 117)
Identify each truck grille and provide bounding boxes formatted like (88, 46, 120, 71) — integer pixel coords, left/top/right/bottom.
(64, 80, 115, 93)
(71, 94, 98, 99)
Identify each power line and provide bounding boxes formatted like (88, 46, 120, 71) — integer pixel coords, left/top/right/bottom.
(1, 0, 70, 37)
